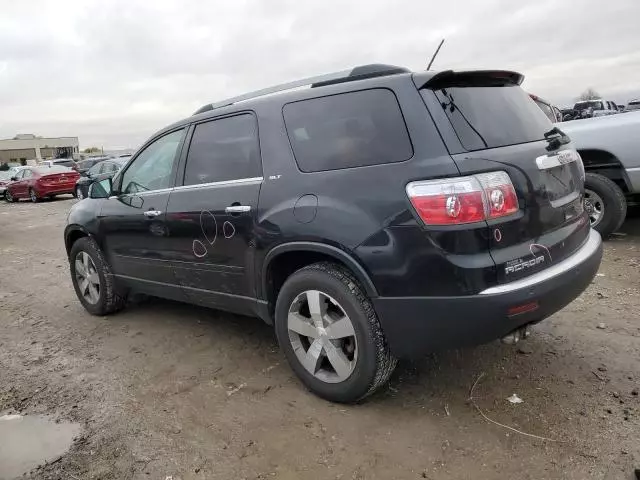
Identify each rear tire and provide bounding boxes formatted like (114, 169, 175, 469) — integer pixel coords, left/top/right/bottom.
(584, 173, 627, 237)
(274, 262, 396, 403)
(75, 186, 84, 199)
(69, 236, 128, 315)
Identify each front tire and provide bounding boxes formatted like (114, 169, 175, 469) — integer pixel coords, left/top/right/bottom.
(584, 173, 627, 237)
(275, 262, 396, 403)
(29, 188, 39, 203)
(69, 236, 127, 315)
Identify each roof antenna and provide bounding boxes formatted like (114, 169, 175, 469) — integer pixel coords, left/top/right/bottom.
(427, 38, 445, 70)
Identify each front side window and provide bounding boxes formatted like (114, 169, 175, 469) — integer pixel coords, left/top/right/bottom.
(22, 170, 32, 179)
(120, 129, 185, 194)
(183, 114, 261, 186)
(283, 89, 413, 172)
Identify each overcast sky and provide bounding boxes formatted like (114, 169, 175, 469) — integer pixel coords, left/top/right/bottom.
(1, 0, 639, 149)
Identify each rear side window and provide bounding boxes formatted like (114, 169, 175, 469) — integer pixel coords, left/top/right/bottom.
(184, 114, 261, 186)
(283, 89, 413, 172)
(426, 85, 553, 151)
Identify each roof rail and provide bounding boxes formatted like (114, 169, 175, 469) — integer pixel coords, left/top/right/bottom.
(193, 64, 410, 115)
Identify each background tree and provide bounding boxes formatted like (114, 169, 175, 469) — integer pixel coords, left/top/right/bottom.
(83, 147, 101, 154)
(577, 88, 601, 101)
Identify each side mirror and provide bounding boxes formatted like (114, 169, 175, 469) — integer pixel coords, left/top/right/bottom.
(10, 176, 17, 181)
(89, 178, 112, 199)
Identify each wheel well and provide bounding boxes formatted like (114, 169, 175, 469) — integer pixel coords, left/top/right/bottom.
(578, 149, 630, 193)
(65, 229, 88, 255)
(264, 251, 361, 314)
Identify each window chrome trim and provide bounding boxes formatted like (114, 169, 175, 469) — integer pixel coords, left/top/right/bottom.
(173, 176, 264, 192)
(479, 229, 601, 295)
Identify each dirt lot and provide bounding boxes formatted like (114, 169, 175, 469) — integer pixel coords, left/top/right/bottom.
(0, 197, 639, 480)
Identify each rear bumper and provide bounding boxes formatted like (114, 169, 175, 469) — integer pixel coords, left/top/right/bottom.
(37, 184, 76, 196)
(372, 229, 603, 359)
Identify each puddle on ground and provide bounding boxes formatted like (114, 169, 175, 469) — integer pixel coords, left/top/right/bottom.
(0, 414, 81, 479)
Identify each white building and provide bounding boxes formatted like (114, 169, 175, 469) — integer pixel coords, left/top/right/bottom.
(0, 134, 80, 165)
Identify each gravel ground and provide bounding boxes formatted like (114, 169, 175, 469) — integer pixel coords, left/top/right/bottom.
(0, 197, 639, 480)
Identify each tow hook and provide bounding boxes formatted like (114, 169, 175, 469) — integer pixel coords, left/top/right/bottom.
(501, 325, 532, 345)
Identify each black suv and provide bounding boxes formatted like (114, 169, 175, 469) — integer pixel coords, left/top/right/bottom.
(65, 64, 603, 402)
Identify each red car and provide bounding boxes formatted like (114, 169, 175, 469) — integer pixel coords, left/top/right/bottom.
(5, 166, 80, 203)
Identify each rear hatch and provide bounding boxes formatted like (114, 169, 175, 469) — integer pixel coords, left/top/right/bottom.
(416, 71, 589, 286)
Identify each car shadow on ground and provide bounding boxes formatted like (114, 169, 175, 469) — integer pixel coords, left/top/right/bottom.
(111, 295, 599, 411)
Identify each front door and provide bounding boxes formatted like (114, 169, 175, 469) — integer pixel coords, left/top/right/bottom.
(99, 128, 187, 299)
(10, 170, 27, 197)
(165, 113, 263, 315)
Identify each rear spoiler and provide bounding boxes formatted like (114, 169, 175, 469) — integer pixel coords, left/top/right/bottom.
(417, 70, 525, 90)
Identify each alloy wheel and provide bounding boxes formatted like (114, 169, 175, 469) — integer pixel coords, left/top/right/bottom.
(30, 189, 37, 203)
(287, 290, 358, 383)
(5, 189, 13, 202)
(584, 188, 604, 227)
(75, 251, 100, 304)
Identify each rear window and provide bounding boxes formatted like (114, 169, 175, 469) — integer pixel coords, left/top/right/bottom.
(425, 85, 552, 151)
(283, 89, 413, 172)
(574, 100, 604, 111)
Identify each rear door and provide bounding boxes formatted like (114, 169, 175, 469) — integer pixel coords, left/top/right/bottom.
(418, 72, 589, 285)
(165, 113, 263, 315)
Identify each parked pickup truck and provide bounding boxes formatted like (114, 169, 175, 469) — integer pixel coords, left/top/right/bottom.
(559, 111, 640, 236)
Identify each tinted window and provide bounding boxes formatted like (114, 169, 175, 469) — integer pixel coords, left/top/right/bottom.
(283, 89, 413, 172)
(574, 100, 604, 111)
(183, 114, 261, 185)
(426, 85, 552, 151)
(22, 170, 32, 179)
(120, 129, 185, 194)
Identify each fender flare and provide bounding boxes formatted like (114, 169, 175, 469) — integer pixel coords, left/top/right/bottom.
(261, 242, 379, 299)
(63, 224, 93, 254)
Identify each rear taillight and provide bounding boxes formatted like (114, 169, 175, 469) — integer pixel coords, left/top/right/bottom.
(406, 171, 519, 226)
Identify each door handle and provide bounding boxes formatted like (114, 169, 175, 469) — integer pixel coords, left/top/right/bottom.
(143, 210, 163, 217)
(225, 205, 251, 214)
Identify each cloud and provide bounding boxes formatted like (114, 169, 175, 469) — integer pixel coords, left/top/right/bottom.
(1, 0, 638, 147)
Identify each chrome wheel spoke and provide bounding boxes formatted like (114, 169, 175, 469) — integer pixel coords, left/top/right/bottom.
(79, 278, 89, 295)
(306, 290, 326, 329)
(87, 283, 100, 303)
(75, 259, 86, 277)
(75, 251, 100, 304)
(287, 289, 357, 384)
(299, 339, 324, 375)
(325, 317, 355, 340)
(288, 312, 319, 338)
(88, 272, 100, 286)
(323, 341, 353, 380)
